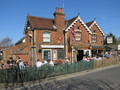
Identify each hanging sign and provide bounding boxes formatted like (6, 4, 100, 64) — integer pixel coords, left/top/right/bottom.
(107, 36, 113, 44)
(118, 44, 120, 50)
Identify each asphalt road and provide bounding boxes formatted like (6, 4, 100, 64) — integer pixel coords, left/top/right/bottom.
(5, 64, 120, 90)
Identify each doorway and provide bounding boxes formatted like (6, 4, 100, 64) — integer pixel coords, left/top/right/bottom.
(77, 50, 84, 61)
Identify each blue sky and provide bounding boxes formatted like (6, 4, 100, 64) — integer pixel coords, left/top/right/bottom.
(0, 0, 120, 43)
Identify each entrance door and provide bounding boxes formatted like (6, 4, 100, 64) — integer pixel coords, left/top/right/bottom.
(77, 50, 84, 61)
(92, 50, 97, 57)
(43, 50, 51, 60)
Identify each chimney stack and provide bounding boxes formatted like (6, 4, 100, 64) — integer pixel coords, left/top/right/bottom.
(53, 8, 65, 29)
(54, 8, 64, 15)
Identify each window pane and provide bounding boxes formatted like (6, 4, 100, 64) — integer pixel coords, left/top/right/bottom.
(75, 31, 81, 41)
(92, 34, 97, 42)
(58, 49, 64, 59)
(43, 32, 50, 42)
(44, 50, 51, 60)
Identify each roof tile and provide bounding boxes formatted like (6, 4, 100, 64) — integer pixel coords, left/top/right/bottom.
(28, 16, 56, 30)
(86, 20, 94, 27)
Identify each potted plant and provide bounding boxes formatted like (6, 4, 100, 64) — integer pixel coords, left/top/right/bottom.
(73, 45, 79, 55)
(38, 48, 42, 53)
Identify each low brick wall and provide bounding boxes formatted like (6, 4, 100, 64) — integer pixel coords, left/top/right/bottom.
(94, 57, 118, 68)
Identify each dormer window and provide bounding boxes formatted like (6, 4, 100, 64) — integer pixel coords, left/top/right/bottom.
(43, 32, 51, 42)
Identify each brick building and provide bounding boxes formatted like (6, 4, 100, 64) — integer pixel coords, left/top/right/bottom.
(3, 8, 105, 64)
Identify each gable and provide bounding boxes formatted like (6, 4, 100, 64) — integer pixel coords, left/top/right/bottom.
(15, 37, 26, 45)
(24, 18, 32, 34)
(88, 20, 105, 36)
(65, 16, 92, 34)
(66, 19, 91, 44)
(86, 21, 94, 27)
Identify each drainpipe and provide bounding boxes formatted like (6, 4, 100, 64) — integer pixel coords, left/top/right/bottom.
(31, 28, 36, 67)
(89, 34, 92, 57)
(65, 31, 68, 58)
(63, 29, 68, 59)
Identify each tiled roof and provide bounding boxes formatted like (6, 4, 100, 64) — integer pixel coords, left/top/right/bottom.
(15, 37, 25, 45)
(92, 46, 104, 49)
(65, 16, 92, 34)
(86, 20, 105, 35)
(27, 15, 96, 34)
(27, 15, 78, 30)
(104, 45, 118, 51)
(86, 20, 94, 27)
(28, 16, 56, 30)
(66, 16, 78, 28)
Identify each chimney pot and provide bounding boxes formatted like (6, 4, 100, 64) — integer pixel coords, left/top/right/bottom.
(55, 8, 64, 14)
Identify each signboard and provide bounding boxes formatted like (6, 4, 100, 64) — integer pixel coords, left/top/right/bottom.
(107, 36, 113, 44)
(118, 44, 120, 50)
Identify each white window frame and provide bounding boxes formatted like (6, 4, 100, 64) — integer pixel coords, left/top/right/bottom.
(42, 49, 52, 60)
(92, 34, 97, 42)
(75, 30, 82, 41)
(84, 50, 91, 56)
(53, 50, 57, 60)
(43, 32, 51, 42)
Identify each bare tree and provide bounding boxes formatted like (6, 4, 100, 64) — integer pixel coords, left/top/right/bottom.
(0, 37, 14, 47)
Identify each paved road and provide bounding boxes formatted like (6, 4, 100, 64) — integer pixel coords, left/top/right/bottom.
(5, 64, 120, 90)
(19, 65, 120, 90)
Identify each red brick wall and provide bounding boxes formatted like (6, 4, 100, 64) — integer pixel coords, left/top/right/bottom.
(54, 8, 65, 29)
(35, 30, 64, 44)
(53, 8, 65, 44)
(3, 42, 30, 62)
(25, 30, 33, 45)
(67, 20, 91, 58)
(90, 24, 104, 45)
(67, 21, 90, 45)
